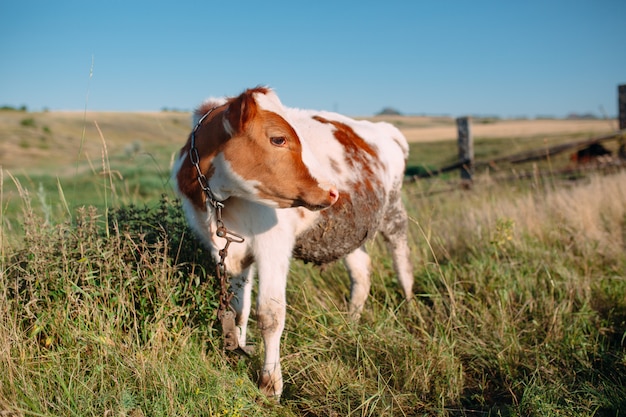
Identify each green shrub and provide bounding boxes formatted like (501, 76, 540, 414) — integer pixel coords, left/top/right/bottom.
(108, 195, 220, 334)
(20, 117, 36, 127)
(6, 196, 219, 349)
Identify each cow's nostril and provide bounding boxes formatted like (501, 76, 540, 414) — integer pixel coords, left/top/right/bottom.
(328, 186, 339, 204)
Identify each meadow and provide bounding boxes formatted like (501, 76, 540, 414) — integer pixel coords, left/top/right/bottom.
(0, 110, 624, 416)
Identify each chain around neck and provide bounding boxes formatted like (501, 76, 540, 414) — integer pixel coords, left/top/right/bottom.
(187, 106, 247, 354)
(189, 107, 222, 210)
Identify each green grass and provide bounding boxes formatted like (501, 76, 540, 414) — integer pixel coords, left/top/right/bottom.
(2, 171, 625, 416)
(1, 115, 625, 416)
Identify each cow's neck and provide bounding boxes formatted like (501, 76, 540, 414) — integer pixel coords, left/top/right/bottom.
(178, 106, 231, 210)
(193, 106, 231, 168)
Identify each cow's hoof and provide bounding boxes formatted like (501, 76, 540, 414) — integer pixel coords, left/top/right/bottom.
(237, 345, 255, 356)
(259, 372, 283, 402)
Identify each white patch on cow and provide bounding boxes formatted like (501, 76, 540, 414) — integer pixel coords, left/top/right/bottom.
(170, 150, 186, 196)
(209, 152, 262, 203)
(210, 152, 292, 209)
(290, 109, 350, 184)
(223, 116, 235, 136)
(295, 126, 339, 190)
(252, 89, 286, 116)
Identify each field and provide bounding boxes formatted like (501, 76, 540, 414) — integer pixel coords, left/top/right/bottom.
(1, 110, 625, 416)
(372, 115, 616, 143)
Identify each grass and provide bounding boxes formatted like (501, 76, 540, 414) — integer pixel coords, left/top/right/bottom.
(1, 112, 625, 416)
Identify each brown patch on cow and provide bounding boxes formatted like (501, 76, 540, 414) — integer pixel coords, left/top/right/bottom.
(256, 310, 280, 335)
(313, 115, 379, 160)
(240, 251, 255, 271)
(329, 157, 342, 174)
(247, 85, 272, 96)
(195, 100, 224, 120)
(176, 106, 230, 210)
(313, 115, 382, 181)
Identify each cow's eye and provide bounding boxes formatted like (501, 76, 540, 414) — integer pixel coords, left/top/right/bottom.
(270, 136, 287, 147)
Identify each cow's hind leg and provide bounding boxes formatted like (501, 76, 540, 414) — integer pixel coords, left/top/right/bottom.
(344, 246, 372, 319)
(380, 192, 414, 301)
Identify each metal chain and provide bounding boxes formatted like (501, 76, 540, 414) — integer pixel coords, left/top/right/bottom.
(189, 108, 247, 354)
(190, 108, 222, 210)
(214, 219, 245, 352)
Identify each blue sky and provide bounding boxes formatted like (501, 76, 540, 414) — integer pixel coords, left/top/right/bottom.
(1, 0, 624, 118)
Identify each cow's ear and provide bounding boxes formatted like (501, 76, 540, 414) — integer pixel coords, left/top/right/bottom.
(226, 90, 257, 133)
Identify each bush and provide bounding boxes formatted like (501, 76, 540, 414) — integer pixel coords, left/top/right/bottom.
(6, 195, 219, 350)
(20, 117, 36, 127)
(0, 104, 27, 111)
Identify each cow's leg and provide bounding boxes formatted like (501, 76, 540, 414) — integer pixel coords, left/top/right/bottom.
(255, 255, 289, 399)
(229, 265, 255, 347)
(380, 192, 414, 301)
(344, 246, 372, 319)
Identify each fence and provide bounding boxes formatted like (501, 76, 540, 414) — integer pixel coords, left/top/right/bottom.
(410, 84, 626, 185)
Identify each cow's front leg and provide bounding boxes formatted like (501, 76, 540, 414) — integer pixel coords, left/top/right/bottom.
(229, 265, 255, 348)
(255, 255, 288, 400)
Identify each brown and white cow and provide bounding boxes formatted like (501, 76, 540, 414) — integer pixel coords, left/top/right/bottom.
(172, 87, 413, 399)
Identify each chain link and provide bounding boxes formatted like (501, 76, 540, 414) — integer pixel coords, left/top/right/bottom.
(190, 108, 222, 210)
(189, 107, 247, 353)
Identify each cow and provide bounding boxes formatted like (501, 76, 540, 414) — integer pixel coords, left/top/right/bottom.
(172, 87, 413, 400)
(570, 142, 612, 165)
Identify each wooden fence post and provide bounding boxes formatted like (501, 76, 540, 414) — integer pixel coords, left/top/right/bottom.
(617, 84, 626, 130)
(456, 116, 474, 187)
(617, 84, 626, 159)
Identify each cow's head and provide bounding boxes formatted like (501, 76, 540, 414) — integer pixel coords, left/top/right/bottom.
(183, 87, 338, 211)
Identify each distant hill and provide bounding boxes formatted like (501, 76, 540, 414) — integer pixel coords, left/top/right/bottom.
(376, 107, 403, 116)
(0, 110, 190, 175)
(0, 111, 616, 177)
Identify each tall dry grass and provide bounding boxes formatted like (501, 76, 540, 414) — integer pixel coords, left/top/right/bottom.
(414, 171, 626, 262)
